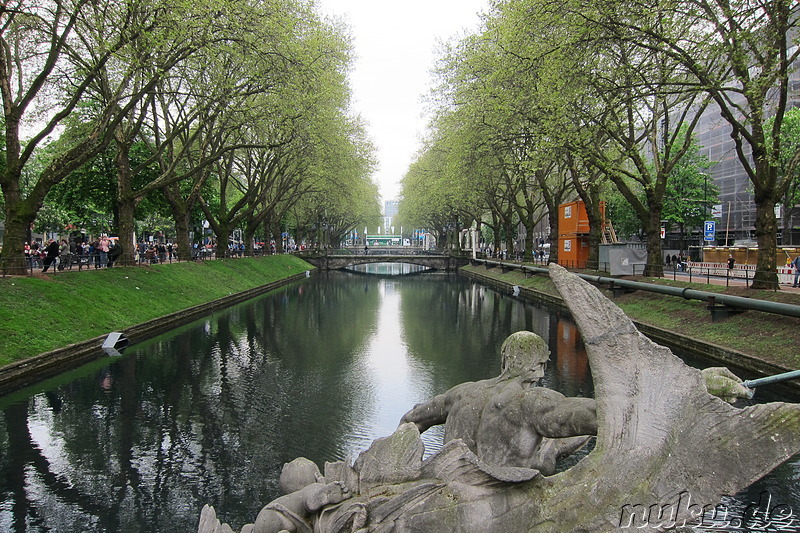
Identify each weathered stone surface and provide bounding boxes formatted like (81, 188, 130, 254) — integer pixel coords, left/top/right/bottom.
(197, 505, 236, 533)
(701, 366, 754, 403)
(400, 330, 596, 476)
(352, 423, 424, 492)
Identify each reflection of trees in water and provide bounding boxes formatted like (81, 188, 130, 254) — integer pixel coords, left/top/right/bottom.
(398, 275, 592, 398)
(0, 277, 382, 532)
(0, 353, 147, 532)
(3, 401, 123, 531)
(400, 276, 544, 389)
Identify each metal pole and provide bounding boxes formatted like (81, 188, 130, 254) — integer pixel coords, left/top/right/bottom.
(743, 370, 800, 389)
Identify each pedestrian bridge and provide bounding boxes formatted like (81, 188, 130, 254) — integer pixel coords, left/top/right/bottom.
(298, 251, 467, 271)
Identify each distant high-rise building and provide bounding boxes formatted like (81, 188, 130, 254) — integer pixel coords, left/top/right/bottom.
(384, 200, 399, 234)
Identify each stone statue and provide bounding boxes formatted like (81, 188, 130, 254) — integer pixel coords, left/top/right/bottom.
(400, 333, 753, 475)
(250, 458, 358, 533)
(199, 264, 800, 532)
(400, 330, 596, 475)
(197, 458, 362, 533)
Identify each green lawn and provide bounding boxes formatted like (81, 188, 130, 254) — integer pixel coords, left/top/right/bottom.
(0, 255, 312, 366)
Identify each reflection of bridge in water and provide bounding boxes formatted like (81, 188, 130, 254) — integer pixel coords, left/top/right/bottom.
(345, 263, 435, 277)
(298, 249, 468, 272)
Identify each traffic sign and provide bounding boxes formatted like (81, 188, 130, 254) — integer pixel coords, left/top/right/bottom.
(704, 221, 716, 242)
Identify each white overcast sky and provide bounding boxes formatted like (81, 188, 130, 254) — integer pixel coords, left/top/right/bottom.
(315, 0, 489, 203)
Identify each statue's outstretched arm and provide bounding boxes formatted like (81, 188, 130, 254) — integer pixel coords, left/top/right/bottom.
(400, 393, 449, 433)
(534, 396, 597, 438)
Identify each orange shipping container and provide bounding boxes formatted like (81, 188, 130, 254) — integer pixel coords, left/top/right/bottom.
(558, 235, 590, 269)
(558, 200, 606, 236)
(559, 200, 590, 236)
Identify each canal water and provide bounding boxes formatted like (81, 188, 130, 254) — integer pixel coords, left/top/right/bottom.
(0, 265, 797, 532)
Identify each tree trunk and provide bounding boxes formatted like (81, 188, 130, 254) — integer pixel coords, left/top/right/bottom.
(1, 207, 35, 275)
(163, 183, 194, 262)
(116, 199, 137, 266)
(1, 169, 37, 274)
(524, 214, 535, 262)
(475, 220, 483, 255)
(503, 221, 513, 258)
(272, 219, 284, 253)
(547, 209, 559, 265)
(243, 226, 255, 256)
(114, 136, 137, 266)
(644, 208, 664, 277)
(752, 197, 779, 289)
(586, 203, 603, 271)
(174, 211, 192, 262)
(214, 224, 231, 259)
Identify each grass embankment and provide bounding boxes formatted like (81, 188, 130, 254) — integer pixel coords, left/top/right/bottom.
(0, 255, 312, 367)
(462, 265, 800, 371)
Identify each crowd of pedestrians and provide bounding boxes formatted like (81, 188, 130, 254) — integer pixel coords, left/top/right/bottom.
(137, 241, 176, 264)
(21, 235, 278, 274)
(24, 235, 128, 273)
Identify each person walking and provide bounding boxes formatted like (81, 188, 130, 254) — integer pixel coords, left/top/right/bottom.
(108, 240, 123, 267)
(68, 238, 77, 270)
(727, 254, 735, 270)
(90, 240, 100, 268)
(75, 241, 86, 270)
(98, 235, 110, 268)
(792, 255, 800, 288)
(31, 241, 41, 268)
(41, 238, 60, 273)
(57, 239, 69, 270)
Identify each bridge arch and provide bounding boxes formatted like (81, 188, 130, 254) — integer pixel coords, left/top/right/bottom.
(298, 252, 467, 272)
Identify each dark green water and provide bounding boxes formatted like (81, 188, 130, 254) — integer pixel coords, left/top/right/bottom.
(0, 266, 797, 532)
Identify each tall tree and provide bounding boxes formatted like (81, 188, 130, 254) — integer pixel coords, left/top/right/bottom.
(0, 0, 201, 272)
(105, 0, 314, 263)
(583, 0, 800, 286)
(551, 4, 713, 276)
(766, 107, 800, 246)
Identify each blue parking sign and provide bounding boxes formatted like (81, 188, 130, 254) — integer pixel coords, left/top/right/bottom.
(704, 221, 716, 241)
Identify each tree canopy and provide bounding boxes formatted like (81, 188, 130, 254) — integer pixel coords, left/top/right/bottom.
(400, 0, 798, 286)
(0, 0, 380, 271)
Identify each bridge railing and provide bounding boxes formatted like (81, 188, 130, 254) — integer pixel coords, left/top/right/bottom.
(336, 247, 444, 256)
